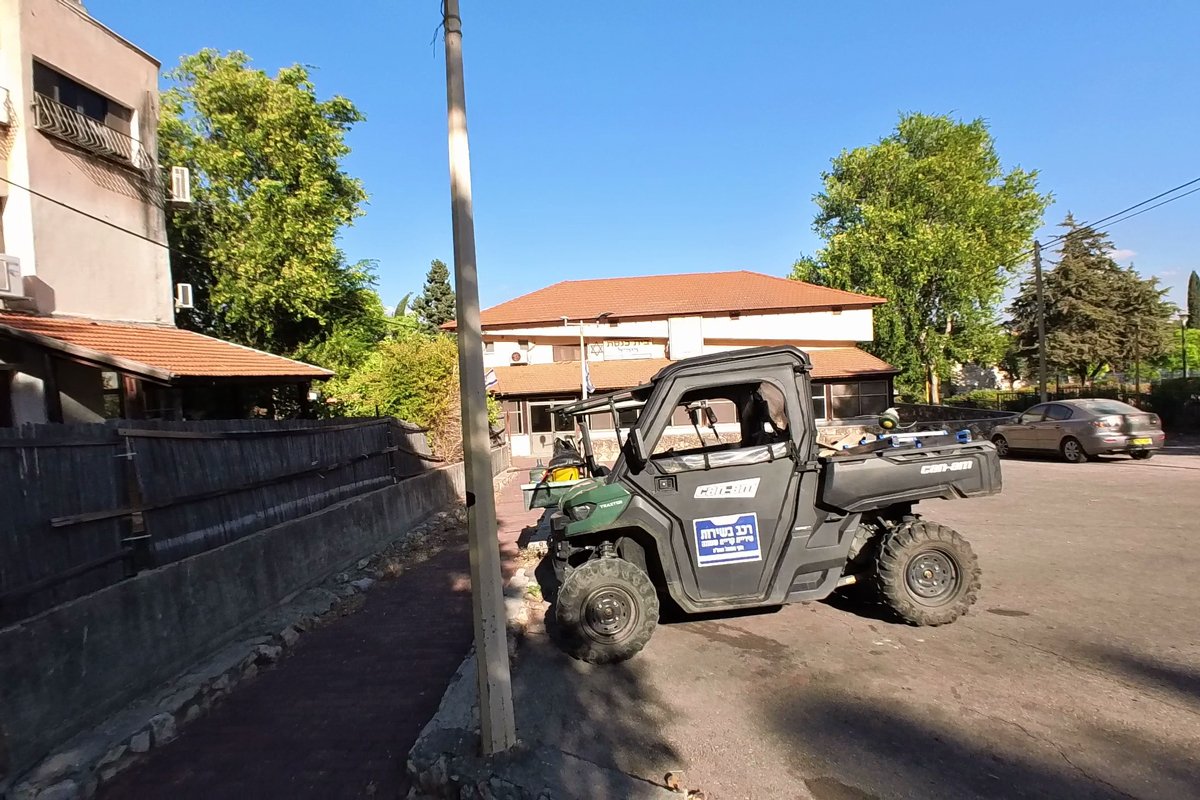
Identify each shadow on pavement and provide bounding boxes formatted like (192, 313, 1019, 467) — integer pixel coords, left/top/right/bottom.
(765, 686, 1199, 800)
(1075, 641, 1200, 709)
(514, 620, 682, 796)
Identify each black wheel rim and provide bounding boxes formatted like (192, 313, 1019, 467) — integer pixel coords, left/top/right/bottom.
(905, 549, 960, 606)
(582, 586, 639, 643)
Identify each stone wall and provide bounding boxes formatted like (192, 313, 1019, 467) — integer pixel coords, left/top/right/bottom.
(0, 448, 509, 789)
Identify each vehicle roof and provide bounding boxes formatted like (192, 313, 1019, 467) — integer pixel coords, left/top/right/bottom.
(649, 345, 813, 384)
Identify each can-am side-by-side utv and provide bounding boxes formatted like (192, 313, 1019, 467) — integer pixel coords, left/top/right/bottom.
(534, 346, 1001, 664)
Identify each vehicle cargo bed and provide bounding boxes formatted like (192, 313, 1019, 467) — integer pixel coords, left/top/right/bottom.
(819, 441, 1002, 513)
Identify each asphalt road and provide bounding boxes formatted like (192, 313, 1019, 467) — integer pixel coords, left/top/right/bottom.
(517, 443, 1200, 800)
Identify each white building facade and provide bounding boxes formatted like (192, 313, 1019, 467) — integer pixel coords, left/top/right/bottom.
(470, 271, 897, 457)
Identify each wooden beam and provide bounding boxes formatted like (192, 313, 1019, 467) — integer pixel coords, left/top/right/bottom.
(42, 352, 63, 423)
(0, 324, 175, 382)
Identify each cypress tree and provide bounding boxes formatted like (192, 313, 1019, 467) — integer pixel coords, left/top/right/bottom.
(1188, 270, 1200, 329)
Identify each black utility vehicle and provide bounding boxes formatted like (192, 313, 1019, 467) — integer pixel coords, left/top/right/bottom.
(542, 346, 1001, 663)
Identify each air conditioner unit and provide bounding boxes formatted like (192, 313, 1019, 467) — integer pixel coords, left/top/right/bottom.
(0, 255, 25, 299)
(174, 282, 194, 310)
(509, 350, 528, 365)
(169, 166, 192, 205)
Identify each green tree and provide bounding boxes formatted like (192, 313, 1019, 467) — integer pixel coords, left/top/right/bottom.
(326, 330, 497, 459)
(159, 50, 379, 356)
(1160, 328, 1200, 375)
(793, 113, 1049, 402)
(1188, 270, 1200, 329)
(410, 259, 456, 333)
(1008, 218, 1172, 384)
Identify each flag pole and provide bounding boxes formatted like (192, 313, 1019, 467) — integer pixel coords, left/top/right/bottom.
(579, 320, 588, 400)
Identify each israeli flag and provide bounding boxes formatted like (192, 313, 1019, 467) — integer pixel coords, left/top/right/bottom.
(484, 369, 498, 390)
(582, 358, 595, 396)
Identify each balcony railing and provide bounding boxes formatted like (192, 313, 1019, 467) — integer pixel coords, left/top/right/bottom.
(32, 92, 154, 172)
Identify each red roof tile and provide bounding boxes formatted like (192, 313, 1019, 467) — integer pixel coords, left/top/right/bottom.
(807, 347, 898, 379)
(0, 314, 331, 381)
(490, 348, 895, 396)
(460, 271, 885, 329)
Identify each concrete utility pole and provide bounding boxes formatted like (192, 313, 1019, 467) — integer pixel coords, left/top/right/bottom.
(1033, 240, 1048, 403)
(442, 0, 517, 755)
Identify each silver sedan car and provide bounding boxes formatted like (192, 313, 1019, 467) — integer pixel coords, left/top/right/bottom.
(990, 399, 1165, 463)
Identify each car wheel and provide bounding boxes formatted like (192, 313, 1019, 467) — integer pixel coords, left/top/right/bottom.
(554, 556, 659, 664)
(875, 521, 981, 626)
(991, 434, 1010, 458)
(1131, 450, 1154, 460)
(1060, 437, 1088, 464)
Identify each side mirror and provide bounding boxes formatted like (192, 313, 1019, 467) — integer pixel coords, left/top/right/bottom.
(626, 428, 649, 466)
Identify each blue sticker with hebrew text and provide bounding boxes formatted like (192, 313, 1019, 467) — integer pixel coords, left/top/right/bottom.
(693, 512, 761, 567)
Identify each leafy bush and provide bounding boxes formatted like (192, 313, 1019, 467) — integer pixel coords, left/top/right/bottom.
(325, 332, 499, 459)
(1149, 378, 1200, 431)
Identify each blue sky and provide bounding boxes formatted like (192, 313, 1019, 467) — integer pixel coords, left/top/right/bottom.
(91, 0, 1200, 312)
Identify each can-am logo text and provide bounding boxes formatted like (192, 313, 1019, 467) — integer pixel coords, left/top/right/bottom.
(920, 460, 974, 475)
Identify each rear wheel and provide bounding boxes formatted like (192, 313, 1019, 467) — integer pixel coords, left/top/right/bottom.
(554, 557, 659, 664)
(991, 434, 1010, 458)
(1131, 450, 1154, 460)
(1060, 437, 1088, 464)
(875, 521, 980, 626)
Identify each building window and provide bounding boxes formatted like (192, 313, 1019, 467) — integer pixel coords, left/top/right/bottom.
(828, 380, 890, 419)
(484, 341, 495, 354)
(528, 400, 573, 435)
(518, 340, 530, 351)
(33, 62, 131, 133)
(502, 400, 523, 434)
(100, 371, 124, 419)
(552, 344, 582, 362)
(812, 386, 827, 421)
(31, 62, 139, 166)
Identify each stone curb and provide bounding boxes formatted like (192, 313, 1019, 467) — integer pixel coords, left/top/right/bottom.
(405, 561, 677, 800)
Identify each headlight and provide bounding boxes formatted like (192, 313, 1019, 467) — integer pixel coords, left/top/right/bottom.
(567, 503, 595, 521)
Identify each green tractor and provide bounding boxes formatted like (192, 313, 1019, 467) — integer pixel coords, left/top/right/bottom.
(533, 346, 1001, 664)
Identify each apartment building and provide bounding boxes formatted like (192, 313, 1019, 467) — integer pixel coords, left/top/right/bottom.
(0, 0, 328, 425)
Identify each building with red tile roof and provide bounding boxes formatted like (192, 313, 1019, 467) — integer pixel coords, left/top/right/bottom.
(471, 271, 896, 457)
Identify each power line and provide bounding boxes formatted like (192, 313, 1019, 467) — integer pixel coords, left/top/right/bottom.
(1011, 175, 1200, 267)
(1090, 184, 1200, 234)
(1045, 176, 1200, 248)
(0, 174, 173, 253)
(0, 174, 414, 329)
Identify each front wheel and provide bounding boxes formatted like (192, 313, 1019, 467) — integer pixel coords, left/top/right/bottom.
(875, 521, 981, 626)
(554, 557, 659, 664)
(991, 434, 1010, 458)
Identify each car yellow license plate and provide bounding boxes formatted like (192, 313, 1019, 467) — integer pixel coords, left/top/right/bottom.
(1131, 437, 1152, 445)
